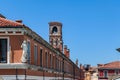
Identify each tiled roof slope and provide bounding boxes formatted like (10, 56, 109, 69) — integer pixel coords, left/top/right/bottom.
(0, 14, 6, 18)
(0, 17, 23, 27)
(98, 61, 120, 69)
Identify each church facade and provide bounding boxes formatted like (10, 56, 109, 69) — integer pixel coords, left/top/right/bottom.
(0, 14, 80, 80)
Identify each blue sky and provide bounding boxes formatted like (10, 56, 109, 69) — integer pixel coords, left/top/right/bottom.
(1, 0, 120, 66)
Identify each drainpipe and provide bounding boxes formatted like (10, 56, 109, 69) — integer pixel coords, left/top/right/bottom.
(43, 70, 45, 80)
(55, 72, 56, 79)
(24, 69, 26, 80)
(16, 68, 18, 80)
(62, 58, 64, 80)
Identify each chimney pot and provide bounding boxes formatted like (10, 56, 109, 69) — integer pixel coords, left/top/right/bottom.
(16, 20, 22, 23)
(64, 45, 67, 49)
(67, 49, 70, 52)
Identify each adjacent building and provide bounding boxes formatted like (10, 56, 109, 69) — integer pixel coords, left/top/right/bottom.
(0, 14, 80, 80)
(79, 64, 98, 80)
(98, 61, 120, 80)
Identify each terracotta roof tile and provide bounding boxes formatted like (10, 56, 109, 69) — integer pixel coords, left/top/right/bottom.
(0, 14, 6, 18)
(0, 17, 23, 27)
(98, 61, 120, 69)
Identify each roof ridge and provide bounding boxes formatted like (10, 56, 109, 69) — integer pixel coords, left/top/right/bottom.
(0, 14, 6, 18)
(0, 17, 23, 27)
(98, 61, 120, 69)
(105, 61, 120, 65)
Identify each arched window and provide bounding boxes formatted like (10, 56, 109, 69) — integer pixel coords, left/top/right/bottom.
(52, 26, 58, 34)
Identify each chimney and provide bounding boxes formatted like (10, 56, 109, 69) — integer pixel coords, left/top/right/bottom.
(76, 59, 78, 66)
(97, 64, 104, 67)
(66, 49, 70, 58)
(16, 20, 22, 23)
(64, 45, 67, 56)
(80, 64, 83, 69)
(64, 45, 70, 58)
(84, 64, 90, 71)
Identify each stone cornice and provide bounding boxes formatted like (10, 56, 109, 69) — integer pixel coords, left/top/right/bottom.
(0, 26, 79, 69)
(49, 22, 62, 26)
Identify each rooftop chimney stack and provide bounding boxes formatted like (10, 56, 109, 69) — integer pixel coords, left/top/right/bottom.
(64, 45, 67, 56)
(16, 20, 22, 23)
(76, 59, 78, 66)
(66, 49, 70, 58)
(97, 64, 104, 67)
(84, 64, 90, 71)
(80, 64, 83, 69)
(64, 45, 70, 58)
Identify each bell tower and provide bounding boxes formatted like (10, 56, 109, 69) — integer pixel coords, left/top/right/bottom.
(49, 22, 63, 52)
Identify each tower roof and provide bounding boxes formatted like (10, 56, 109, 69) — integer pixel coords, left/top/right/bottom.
(49, 22, 62, 26)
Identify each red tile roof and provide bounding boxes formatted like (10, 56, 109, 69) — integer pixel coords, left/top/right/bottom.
(0, 14, 6, 18)
(98, 61, 120, 69)
(0, 17, 23, 27)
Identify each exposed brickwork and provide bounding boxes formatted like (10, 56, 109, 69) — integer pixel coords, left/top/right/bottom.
(0, 16, 81, 80)
(49, 22, 63, 53)
(49, 22, 62, 26)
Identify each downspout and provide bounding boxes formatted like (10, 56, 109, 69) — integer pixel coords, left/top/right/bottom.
(55, 72, 56, 79)
(16, 68, 18, 80)
(43, 70, 45, 80)
(62, 58, 64, 80)
(24, 69, 26, 80)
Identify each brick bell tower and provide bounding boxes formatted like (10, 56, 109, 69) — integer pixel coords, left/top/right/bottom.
(49, 22, 63, 52)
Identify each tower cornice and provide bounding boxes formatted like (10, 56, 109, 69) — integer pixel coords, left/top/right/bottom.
(49, 22, 62, 26)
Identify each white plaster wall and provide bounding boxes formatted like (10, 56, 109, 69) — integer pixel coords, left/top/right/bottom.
(1, 75, 73, 80)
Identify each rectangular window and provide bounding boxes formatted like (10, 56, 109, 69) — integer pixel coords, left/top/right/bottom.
(0, 39, 7, 63)
(45, 52, 48, 68)
(104, 70, 108, 78)
(56, 57, 58, 70)
(61, 61, 62, 72)
(27, 41, 30, 64)
(59, 59, 61, 71)
(53, 56, 55, 69)
(99, 70, 103, 77)
(116, 70, 119, 75)
(57, 59, 59, 71)
(40, 49, 42, 67)
(50, 54, 52, 69)
(34, 45, 37, 65)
